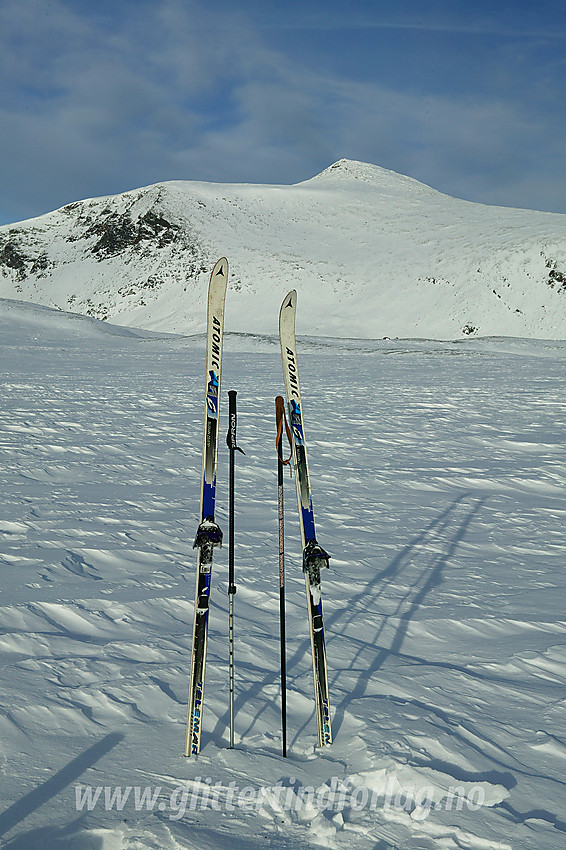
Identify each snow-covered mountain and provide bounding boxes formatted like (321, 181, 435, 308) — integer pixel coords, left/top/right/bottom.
(1, 159, 565, 338)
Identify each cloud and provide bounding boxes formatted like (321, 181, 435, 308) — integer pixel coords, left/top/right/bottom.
(1, 0, 566, 223)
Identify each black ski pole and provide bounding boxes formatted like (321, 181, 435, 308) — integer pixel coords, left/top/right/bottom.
(275, 395, 293, 757)
(226, 390, 244, 748)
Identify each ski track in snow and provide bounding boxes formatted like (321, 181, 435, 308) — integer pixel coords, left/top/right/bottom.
(1, 304, 566, 848)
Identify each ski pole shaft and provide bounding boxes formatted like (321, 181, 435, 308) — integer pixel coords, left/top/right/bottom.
(227, 391, 236, 748)
(275, 395, 288, 757)
(226, 390, 243, 749)
(227, 391, 237, 592)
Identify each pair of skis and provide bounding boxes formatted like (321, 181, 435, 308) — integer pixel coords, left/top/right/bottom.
(184, 261, 332, 757)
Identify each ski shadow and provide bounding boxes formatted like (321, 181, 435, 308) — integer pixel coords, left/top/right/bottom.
(328, 493, 486, 740)
(0, 732, 123, 845)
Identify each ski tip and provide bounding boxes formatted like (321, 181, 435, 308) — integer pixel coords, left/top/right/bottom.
(212, 257, 228, 279)
(279, 290, 297, 319)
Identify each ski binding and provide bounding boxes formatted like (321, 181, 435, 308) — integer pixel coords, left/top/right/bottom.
(193, 516, 223, 549)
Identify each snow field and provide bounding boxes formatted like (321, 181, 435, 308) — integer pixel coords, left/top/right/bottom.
(1, 302, 566, 848)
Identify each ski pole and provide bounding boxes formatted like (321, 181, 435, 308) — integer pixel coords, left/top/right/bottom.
(226, 390, 244, 748)
(275, 395, 293, 757)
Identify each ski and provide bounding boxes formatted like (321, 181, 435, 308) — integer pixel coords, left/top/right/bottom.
(279, 290, 332, 747)
(185, 257, 229, 757)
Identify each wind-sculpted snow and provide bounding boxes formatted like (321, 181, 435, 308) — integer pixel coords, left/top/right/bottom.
(1, 159, 566, 339)
(1, 302, 566, 848)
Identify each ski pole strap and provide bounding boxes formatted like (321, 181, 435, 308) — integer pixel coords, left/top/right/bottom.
(275, 396, 293, 466)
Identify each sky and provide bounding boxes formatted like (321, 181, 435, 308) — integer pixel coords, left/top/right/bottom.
(1, 0, 566, 225)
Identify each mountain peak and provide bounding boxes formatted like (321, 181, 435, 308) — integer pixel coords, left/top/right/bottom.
(297, 158, 440, 198)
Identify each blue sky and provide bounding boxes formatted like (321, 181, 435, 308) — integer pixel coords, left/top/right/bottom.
(1, 0, 566, 224)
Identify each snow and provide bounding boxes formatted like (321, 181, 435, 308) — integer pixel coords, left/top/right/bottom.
(1, 159, 566, 340)
(1, 297, 566, 849)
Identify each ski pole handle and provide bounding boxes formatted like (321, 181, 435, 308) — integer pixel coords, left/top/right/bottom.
(226, 390, 244, 454)
(227, 390, 237, 450)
